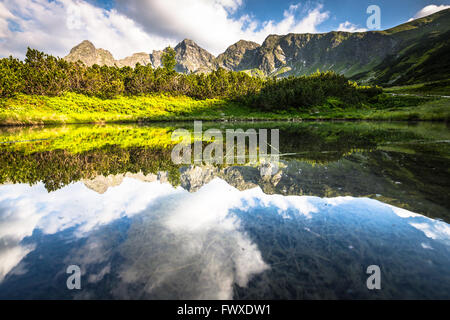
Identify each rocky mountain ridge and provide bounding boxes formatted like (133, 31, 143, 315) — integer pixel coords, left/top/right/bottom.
(64, 40, 151, 68)
(64, 9, 450, 84)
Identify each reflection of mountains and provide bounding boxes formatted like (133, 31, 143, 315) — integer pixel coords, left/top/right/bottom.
(81, 149, 449, 222)
(1, 122, 448, 220)
(82, 165, 279, 194)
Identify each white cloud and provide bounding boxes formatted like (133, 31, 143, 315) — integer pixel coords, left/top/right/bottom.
(0, 178, 183, 283)
(410, 221, 450, 243)
(1, 176, 449, 296)
(0, 178, 271, 296)
(0, 2, 14, 38)
(0, 0, 330, 58)
(0, 244, 33, 282)
(116, 1, 330, 55)
(408, 4, 450, 21)
(0, 0, 176, 59)
(217, 0, 243, 13)
(337, 21, 367, 33)
(115, 179, 269, 299)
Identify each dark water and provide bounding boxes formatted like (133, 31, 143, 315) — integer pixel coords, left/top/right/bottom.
(0, 121, 449, 299)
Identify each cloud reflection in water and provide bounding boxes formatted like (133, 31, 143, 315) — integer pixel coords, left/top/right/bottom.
(0, 177, 449, 299)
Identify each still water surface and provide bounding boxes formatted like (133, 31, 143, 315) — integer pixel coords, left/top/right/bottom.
(0, 121, 449, 299)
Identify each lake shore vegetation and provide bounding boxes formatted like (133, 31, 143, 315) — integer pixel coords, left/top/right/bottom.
(0, 48, 448, 125)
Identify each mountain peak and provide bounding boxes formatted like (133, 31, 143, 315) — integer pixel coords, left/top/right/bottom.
(180, 38, 196, 45)
(65, 40, 115, 66)
(172, 39, 215, 73)
(175, 38, 203, 50)
(79, 40, 95, 46)
(69, 40, 95, 54)
(236, 39, 260, 46)
(65, 40, 150, 68)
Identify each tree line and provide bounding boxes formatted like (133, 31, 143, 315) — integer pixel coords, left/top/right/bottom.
(0, 47, 382, 110)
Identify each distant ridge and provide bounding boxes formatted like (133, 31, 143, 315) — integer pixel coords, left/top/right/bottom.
(64, 8, 450, 85)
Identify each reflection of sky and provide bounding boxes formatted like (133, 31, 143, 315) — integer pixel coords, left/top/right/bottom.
(0, 177, 449, 299)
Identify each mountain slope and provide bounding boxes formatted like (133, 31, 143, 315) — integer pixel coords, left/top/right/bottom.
(64, 9, 450, 84)
(353, 9, 450, 85)
(174, 39, 216, 73)
(252, 8, 450, 81)
(252, 31, 397, 78)
(354, 30, 450, 85)
(215, 40, 260, 71)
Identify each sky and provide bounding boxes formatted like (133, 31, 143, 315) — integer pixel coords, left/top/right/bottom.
(0, 0, 449, 59)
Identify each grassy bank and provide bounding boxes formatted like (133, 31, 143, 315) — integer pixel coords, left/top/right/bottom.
(0, 92, 449, 125)
(0, 93, 234, 125)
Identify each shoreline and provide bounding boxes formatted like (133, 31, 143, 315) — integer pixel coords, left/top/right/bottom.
(1, 92, 449, 126)
(0, 117, 448, 127)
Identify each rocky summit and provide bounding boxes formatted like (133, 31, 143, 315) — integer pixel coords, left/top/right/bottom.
(174, 39, 216, 73)
(148, 39, 216, 74)
(64, 8, 450, 85)
(64, 40, 151, 68)
(215, 40, 260, 71)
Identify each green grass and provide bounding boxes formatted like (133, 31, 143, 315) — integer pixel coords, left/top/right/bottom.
(0, 91, 449, 125)
(0, 92, 235, 125)
(384, 80, 450, 96)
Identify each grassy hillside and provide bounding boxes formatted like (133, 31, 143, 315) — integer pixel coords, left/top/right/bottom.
(248, 9, 450, 86)
(353, 9, 450, 86)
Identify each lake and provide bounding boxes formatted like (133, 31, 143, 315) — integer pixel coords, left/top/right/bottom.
(0, 121, 449, 299)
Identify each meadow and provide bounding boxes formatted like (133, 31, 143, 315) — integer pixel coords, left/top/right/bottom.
(0, 91, 448, 125)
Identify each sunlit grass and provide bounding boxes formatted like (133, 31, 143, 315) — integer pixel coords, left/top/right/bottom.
(0, 91, 449, 125)
(0, 92, 233, 125)
(0, 124, 182, 154)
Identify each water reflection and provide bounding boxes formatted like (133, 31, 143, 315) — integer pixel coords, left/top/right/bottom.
(0, 122, 448, 220)
(0, 177, 449, 299)
(0, 121, 449, 299)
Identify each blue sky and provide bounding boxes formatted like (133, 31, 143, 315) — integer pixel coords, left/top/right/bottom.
(233, 0, 450, 31)
(1, 0, 449, 58)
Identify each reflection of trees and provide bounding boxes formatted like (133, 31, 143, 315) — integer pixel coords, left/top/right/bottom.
(0, 120, 447, 222)
(0, 123, 431, 192)
(0, 146, 180, 191)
